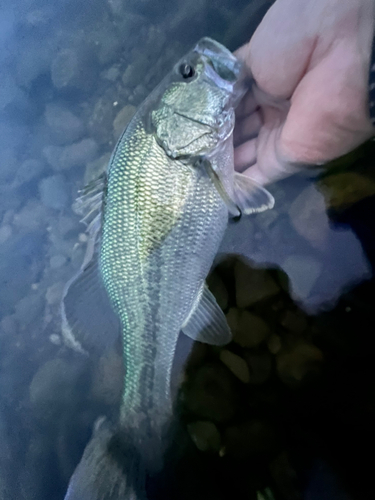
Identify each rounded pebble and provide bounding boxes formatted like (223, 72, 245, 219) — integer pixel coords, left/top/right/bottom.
(235, 259, 280, 308)
(1, 315, 18, 336)
(39, 175, 69, 210)
(0, 225, 12, 244)
(187, 421, 221, 453)
(267, 334, 282, 355)
(91, 348, 124, 406)
(224, 420, 276, 458)
(45, 104, 84, 145)
(228, 309, 270, 348)
(183, 362, 238, 423)
(220, 349, 250, 384)
(49, 254, 67, 269)
(45, 282, 65, 306)
(276, 343, 324, 387)
(280, 310, 308, 334)
(244, 349, 273, 385)
(49, 334, 61, 345)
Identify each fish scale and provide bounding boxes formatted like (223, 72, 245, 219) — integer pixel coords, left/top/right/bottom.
(63, 37, 274, 500)
(101, 118, 227, 434)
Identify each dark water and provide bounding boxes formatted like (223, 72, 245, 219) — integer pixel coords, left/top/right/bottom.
(0, 0, 374, 499)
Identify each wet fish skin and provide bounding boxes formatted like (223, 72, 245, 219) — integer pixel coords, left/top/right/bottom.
(100, 38, 242, 452)
(63, 37, 274, 500)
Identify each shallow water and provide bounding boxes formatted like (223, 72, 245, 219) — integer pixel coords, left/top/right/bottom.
(0, 1, 374, 499)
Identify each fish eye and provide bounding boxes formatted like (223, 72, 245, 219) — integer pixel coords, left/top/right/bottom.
(179, 63, 195, 79)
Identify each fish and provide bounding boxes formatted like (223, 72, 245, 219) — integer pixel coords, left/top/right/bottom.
(62, 37, 274, 500)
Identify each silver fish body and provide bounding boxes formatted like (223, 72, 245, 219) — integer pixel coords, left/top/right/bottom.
(63, 37, 274, 500)
(101, 47, 238, 433)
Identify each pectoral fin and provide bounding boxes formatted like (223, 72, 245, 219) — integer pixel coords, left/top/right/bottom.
(233, 173, 275, 214)
(200, 158, 241, 217)
(181, 284, 232, 346)
(203, 159, 274, 216)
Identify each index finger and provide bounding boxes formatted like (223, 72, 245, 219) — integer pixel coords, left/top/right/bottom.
(234, 43, 251, 63)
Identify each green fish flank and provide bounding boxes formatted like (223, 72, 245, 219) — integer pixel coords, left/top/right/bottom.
(63, 37, 274, 500)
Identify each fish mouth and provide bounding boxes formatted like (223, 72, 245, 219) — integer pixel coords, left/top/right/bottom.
(194, 37, 244, 94)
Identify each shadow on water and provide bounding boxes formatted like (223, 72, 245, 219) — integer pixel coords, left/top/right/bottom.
(1, 0, 375, 499)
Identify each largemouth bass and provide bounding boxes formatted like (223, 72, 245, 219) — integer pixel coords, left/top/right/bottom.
(62, 37, 274, 500)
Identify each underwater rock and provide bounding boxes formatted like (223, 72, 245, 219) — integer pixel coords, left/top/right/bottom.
(235, 260, 280, 308)
(18, 436, 54, 500)
(103, 66, 120, 82)
(49, 254, 67, 269)
(184, 341, 208, 373)
(29, 358, 82, 422)
(255, 208, 279, 229)
(43, 138, 98, 171)
(12, 159, 45, 188)
(275, 342, 323, 387)
(0, 224, 12, 244)
(44, 104, 85, 145)
(45, 282, 65, 306)
(243, 349, 273, 385)
(15, 290, 44, 328)
(49, 334, 62, 345)
(289, 185, 329, 250)
(39, 175, 69, 210)
(269, 452, 301, 500)
(121, 28, 166, 88)
(13, 199, 49, 232)
(88, 94, 119, 146)
(0, 315, 18, 337)
(121, 58, 149, 89)
(282, 255, 322, 301)
(51, 48, 79, 89)
(267, 334, 282, 355)
(187, 421, 221, 453)
(51, 47, 96, 91)
(113, 104, 136, 140)
(0, 71, 24, 110)
(279, 309, 308, 335)
(223, 419, 276, 459)
(92, 21, 125, 66)
(0, 148, 18, 185)
(220, 349, 250, 384)
(91, 348, 124, 406)
(228, 309, 270, 348)
(183, 362, 238, 423)
(207, 271, 229, 311)
(318, 170, 375, 212)
(0, 232, 43, 315)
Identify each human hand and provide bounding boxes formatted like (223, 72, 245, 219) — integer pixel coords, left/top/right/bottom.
(234, 0, 375, 185)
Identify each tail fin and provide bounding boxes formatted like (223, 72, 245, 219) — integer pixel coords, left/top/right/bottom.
(64, 419, 148, 500)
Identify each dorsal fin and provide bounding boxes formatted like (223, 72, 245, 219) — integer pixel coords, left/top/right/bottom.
(61, 173, 121, 355)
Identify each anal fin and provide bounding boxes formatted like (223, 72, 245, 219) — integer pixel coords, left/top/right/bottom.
(181, 284, 232, 346)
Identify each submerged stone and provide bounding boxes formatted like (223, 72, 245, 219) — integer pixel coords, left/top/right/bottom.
(183, 362, 238, 423)
(235, 259, 280, 308)
(220, 349, 250, 383)
(43, 138, 98, 171)
(39, 175, 69, 210)
(45, 104, 85, 145)
(187, 421, 221, 453)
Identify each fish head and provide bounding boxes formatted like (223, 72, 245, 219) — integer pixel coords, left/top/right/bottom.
(151, 37, 245, 160)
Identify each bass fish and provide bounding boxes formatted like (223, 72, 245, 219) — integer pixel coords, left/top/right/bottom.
(63, 37, 274, 500)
